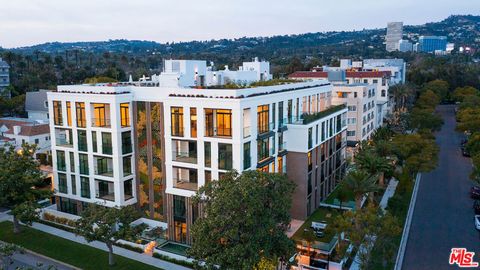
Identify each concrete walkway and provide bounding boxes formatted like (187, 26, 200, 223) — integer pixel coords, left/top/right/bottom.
(0, 215, 191, 270)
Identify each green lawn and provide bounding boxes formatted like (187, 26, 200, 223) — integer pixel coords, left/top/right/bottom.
(0, 221, 162, 270)
(291, 207, 343, 246)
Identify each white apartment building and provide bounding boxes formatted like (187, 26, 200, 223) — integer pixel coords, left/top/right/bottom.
(25, 89, 51, 122)
(331, 84, 377, 143)
(48, 66, 347, 244)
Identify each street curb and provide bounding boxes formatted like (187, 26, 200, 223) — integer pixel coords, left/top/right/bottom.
(394, 173, 421, 270)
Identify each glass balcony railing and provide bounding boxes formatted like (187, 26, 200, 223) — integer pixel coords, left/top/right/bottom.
(173, 176, 198, 191)
(279, 142, 287, 152)
(91, 118, 111, 128)
(257, 122, 274, 134)
(172, 151, 198, 164)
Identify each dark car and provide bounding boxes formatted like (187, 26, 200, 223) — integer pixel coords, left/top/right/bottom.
(461, 139, 468, 146)
(474, 200, 480, 215)
(471, 187, 480, 199)
(462, 146, 471, 157)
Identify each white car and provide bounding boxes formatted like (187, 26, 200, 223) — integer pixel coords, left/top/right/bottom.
(475, 215, 480, 230)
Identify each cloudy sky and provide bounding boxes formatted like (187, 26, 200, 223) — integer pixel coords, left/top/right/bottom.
(0, 0, 477, 48)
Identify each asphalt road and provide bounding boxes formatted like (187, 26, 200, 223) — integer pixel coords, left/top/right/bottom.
(402, 105, 480, 269)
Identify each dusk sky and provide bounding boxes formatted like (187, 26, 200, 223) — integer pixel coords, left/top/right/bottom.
(0, 0, 477, 48)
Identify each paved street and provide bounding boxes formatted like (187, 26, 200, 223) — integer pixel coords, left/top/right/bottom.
(403, 105, 480, 269)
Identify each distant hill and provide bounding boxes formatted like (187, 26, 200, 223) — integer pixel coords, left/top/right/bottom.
(10, 15, 480, 57)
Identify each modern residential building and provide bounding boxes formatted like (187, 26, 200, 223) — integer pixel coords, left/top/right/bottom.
(26, 89, 51, 122)
(47, 60, 348, 245)
(331, 84, 377, 144)
(417, 36, 448, 53)
(385, 22, 403, 52)
(0, 117, 51, 155)
(0, 58, 10, 98)
(363, 58, 406, 85)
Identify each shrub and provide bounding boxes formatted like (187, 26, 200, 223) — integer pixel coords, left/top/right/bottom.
(152, 252, 195, 268)
(114, 242, 143, 253)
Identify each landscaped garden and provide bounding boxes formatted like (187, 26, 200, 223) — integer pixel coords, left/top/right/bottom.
(0, 221, 162, 270)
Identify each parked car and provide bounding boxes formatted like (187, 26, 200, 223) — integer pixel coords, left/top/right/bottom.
(462, 146, 471, 157)
(475, 215, 480, 230)
(474, 200, 480, 214)
(471, 187, 480, 199)
(461, 139, 468, 146)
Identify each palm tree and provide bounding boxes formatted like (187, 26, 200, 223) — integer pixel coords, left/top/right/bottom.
(342, 170, 379, 210)
(356, 151, 392, 187)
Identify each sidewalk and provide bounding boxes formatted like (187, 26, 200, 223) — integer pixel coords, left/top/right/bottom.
(1, 215, 191, 270)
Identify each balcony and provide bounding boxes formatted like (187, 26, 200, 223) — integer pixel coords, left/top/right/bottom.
(172, 140, 197, 164)
(279, 142, 287, 153)
(94, 156, 114, 177)
(91, 118, 111, 128)
(95, 180, 115, 201)
(205, 126, 232, 138)
(173, 167, 198, 191)
(55, 128, 73, 148)
(257, 122, 274, 135)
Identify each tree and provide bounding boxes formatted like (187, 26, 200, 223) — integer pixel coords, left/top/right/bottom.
(415, 90, 440, 110)
(329, 206, 401, 269)
(390, 83, 415, 112)
(422, 79, 449, 102)
(75, 204, 144, 266)
(0, 144, 47, 233)
(188, 170, 295, 269)
(356, 151, 392, 187)
(452, 86, 479, 102)
(407, 108, 444, 132)
(341, 170, 379, 210)
(391, 133, 439, 175)
(0, 243, 20, 270)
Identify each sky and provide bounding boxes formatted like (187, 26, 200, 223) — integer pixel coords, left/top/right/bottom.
(0, 0, 477, 48)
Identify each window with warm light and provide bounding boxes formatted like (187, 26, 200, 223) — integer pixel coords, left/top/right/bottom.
(171, 107, 184, 137)
(75, 102, 86, 128)
(120, 103, 130, 127)
(257, 105, 269, 134)
(190, 108, 197, 138)
(92, 103, 110, 127)
(53, 101, 63, 125)
(66, 101, 72, 126)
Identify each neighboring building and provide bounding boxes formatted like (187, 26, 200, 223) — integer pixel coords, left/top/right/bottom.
(47, 71, 348, 244)
(331, 84, 377, 144)
(289, 69, 391, 126)
(0, 58, 10, 98)
(362, 58, 406, 85)
(398, 39, 413, 52)
(0, 117, 51, 155)
(417, 36, 447, 53)
(25, 89, 51, 122)
(386, 22, 403, 52)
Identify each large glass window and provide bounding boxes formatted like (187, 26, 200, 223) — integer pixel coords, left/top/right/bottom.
(53, 101, 63, 126)
(171, 107, 184, 137)
(218, 143, 232, 170)
(204, 142, 211, 167)
(91, 131, 97, 152)
(69, 152, 75, 172)
(257, 138, 270, 162)
(78, 130, 87, 152)
(308, 151, 313, 172)
(92, 103, 110, 127)
(257, 104, 270, 134)
(123, 156, 132, 176)
(79, 154, 89, 175)
(190, 108, 197, 138)
(71, 175, 76, 195)
(75, 102, 86, 128)
(96, 179, 115, 201)
(120, 103, 130, 127)
(66, 101, 72, 126)
(102, 132, 112, 155)
(80, 177, 90, 198)
(58, 173, 67, 193)
(216, 109, 232, 137)
(122, 131, 132, 154)
(56, 150, 66, 171)
(278, 101, 284, 127)
(243, 142, 251, 170)
(124, 179, 133, 200)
